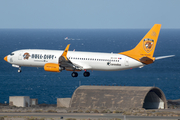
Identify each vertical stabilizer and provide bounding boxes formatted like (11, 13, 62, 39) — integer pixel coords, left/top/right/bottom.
(119, 24, 161, 64)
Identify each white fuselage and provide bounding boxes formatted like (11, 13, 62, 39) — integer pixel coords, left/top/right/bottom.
(6, 49, 144, 71)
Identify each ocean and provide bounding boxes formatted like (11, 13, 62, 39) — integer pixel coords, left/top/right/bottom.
(0, 29, 180, 104)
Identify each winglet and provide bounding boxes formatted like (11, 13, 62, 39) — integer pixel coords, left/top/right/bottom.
(62, 44, 70, 60)
(119, 24, 161, 64)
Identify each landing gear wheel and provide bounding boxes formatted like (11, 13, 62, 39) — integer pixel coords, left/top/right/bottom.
(83, 71, 90, 77)
(18, 69, 21, 73)
(71, 72, 78, 77)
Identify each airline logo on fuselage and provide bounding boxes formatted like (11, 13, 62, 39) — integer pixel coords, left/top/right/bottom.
(23, 53, 30, 60)
(143, 38, 154, 53)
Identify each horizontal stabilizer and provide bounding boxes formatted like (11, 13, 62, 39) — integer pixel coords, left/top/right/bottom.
(155, 55, 175, 60)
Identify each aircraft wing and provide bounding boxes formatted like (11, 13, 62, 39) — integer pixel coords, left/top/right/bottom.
(155, 55, 175, 60)
(59, 44, 83, 71)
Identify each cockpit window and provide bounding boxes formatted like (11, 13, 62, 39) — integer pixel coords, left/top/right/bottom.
(10, 53, 14, 56)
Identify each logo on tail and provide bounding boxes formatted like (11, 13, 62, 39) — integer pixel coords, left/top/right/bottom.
(143, 38, 154, 53)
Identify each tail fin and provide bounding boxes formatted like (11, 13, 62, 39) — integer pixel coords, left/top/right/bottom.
(119, 24, 161, 64)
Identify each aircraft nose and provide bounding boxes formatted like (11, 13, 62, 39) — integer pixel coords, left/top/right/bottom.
(4, 56, 8, 62)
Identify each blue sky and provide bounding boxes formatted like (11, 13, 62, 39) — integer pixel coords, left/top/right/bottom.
(0, 0, 180, 29)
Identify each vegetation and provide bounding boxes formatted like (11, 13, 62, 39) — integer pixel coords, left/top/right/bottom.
(0, 117, 4, 120)
(101, 109, 108, 113)
(47, 109, 57, 113)
(85, 110, 90, 113)
(66, 118, 76, 120)
(93, 109, 99, 113)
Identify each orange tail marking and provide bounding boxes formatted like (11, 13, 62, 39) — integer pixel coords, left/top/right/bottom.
(119, 24, 161, 64)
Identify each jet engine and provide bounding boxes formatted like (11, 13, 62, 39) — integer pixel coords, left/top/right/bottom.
(44, 63, 61, 72)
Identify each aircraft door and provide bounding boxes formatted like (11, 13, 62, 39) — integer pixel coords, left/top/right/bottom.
(18, 52, 23, 60)
(125, 57, 129, 66)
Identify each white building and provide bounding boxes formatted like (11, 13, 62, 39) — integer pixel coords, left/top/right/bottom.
(9, 96, 30, 107)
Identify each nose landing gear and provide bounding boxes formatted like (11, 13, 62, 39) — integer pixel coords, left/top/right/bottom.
(18, 67, 21, 73)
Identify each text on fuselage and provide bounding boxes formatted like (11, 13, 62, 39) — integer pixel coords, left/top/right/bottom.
(31, 54, 55, 59)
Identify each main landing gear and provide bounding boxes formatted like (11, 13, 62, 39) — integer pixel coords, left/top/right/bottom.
(83, 71, 90, 77)
(71, 71, 90, 77)
(71, 72, 78, 77)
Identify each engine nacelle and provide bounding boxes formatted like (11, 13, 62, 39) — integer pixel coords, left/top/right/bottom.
(44, 63, 60, 72)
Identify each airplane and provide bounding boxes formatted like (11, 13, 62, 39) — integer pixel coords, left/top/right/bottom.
(4, 24, 174, 77)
